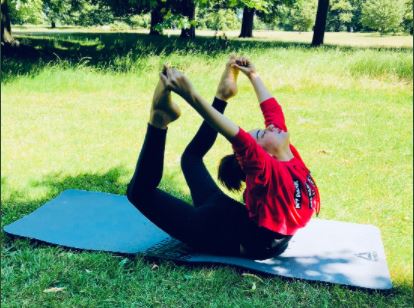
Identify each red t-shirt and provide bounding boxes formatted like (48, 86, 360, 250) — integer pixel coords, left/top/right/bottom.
(231, 97, 320, 235)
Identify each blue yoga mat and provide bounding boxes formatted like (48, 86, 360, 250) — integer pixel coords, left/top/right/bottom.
(3, 189, 392, 290)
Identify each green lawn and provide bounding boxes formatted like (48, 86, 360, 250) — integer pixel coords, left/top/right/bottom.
(1, 31, 413, 307)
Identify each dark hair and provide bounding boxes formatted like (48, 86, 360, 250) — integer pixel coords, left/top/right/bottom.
(218, 154, 245, 192)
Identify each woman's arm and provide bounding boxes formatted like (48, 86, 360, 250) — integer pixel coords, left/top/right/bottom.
(161, 67, 239, 141)
(233, 57, 287, 131)
(232, 57, 272, 103)
(248, 74, 272, 103)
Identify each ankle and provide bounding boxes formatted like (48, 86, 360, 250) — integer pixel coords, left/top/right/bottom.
(149, 110, 169, 129)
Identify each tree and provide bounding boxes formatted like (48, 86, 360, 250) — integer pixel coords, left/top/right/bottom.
(327, 0, 354, 31)
(42, 0, 72, 28)
(239, 6, 255, 37)
(361, 0, 405, 33)
(290, 0, 317, 32)
(104, 0, 196, 37)
(1, 0, 19, 46)
(197, 8, 240, 31)
(348, 0, 363, 31)
(402, 0, 413, 34)
(149, 0, 164, 35)
(8, 0, 43, 25)
(180, 0, 196, 38)
(238, 0, 271, 37)
(69, 1, 114, 27)
(312, 0, 330, 46)
(101, 0, 164, 35)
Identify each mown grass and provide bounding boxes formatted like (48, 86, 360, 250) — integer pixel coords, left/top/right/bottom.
(1, 32, 413, 307)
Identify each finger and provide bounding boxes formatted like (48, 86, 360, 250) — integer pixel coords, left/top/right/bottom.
(166, 67, 173, 79)
(162, 64, 169, 76)
(239, 57, 245, 66)
(159, 72, 168, 85)
(172, 68, 182, 80)
(232, 63, 248, 73)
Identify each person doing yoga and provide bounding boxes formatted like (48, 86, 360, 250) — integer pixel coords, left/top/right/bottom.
(127, 56, 320, 260)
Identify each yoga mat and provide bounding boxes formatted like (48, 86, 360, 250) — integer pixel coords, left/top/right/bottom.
(3, 189, 392, 290)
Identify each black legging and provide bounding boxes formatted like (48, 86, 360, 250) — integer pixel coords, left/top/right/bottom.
(126, 97, 291, 259)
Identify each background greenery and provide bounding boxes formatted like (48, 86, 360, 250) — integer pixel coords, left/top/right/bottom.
(1, 31, 413, 306)
(7, 0, 414, 34)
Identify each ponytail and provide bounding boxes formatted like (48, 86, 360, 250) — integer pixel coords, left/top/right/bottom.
(218, 154, 245, 192)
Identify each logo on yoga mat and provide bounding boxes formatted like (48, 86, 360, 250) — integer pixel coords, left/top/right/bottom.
(355, 251, 378, 262)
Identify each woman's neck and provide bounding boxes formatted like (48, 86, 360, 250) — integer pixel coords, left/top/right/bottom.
(273, 147, 294, 162)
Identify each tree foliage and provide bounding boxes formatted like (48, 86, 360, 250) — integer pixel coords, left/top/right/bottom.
(4, 0, 413, 35)
(8, 0, 43, 24)
(197, 8, 240, 31)
(42, 0, 72, 27)
(327, 0, 354, 31)
(290, 0, 317, 32)
(402, 0, 413, 34)
(361, 0, 406, 33)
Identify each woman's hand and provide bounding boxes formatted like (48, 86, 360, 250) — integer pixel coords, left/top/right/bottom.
(232, 57, 257, 79)
(160, 66, 196, 104)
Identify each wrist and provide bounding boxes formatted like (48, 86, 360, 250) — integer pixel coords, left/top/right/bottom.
(186, 89, 199, 105)
(215, 92, 229, 102)
(248, 72, 259, 80)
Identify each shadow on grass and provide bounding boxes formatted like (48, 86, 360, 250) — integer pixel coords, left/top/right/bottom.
(2, 31, 412, 83)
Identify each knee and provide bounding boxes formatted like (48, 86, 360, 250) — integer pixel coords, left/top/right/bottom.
(180, 149, 192, 170)
(181, 148, 199, 170)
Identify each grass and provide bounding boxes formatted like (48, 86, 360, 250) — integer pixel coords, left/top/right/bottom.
(13, 26, 414, 48)
(1, 30, 413, 307)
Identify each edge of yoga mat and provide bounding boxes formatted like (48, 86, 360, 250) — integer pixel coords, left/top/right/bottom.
(3, 189, 393, 290)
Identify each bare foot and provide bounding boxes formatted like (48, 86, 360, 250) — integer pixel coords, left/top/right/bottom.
(216, 55, 239, 101)
(150, 75, 181, 129)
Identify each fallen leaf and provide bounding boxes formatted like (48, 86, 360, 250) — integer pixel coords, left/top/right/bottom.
(43, 287, 65, 293)
(251, 282, 257, 291)
(318, 149, 331, 155)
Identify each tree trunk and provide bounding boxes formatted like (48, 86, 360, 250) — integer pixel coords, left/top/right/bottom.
(150, 1, 163, 36)
(180, 0, 195, 39)
(311, 0, 329, 46)
(51, 20, 56, 28)
(239, 7, 255, 38)
(1, 0, 19, 46)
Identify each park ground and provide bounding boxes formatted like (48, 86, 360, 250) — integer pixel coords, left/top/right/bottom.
(1, 29, 413, 307)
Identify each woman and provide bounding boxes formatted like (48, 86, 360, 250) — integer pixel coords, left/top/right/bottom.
(126, 56, 320, 260)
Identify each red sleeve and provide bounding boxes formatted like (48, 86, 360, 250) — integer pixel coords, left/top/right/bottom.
(260, 97, 287, 131)
(231, 128, 270, 176)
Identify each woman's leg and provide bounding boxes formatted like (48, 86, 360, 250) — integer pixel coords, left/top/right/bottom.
(126, 77, 241, 254)
(181, 57, 239, 207)
(181, 97, 228, 207)
(127, 124, 289, 258)
(127, 123, 245, 254)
